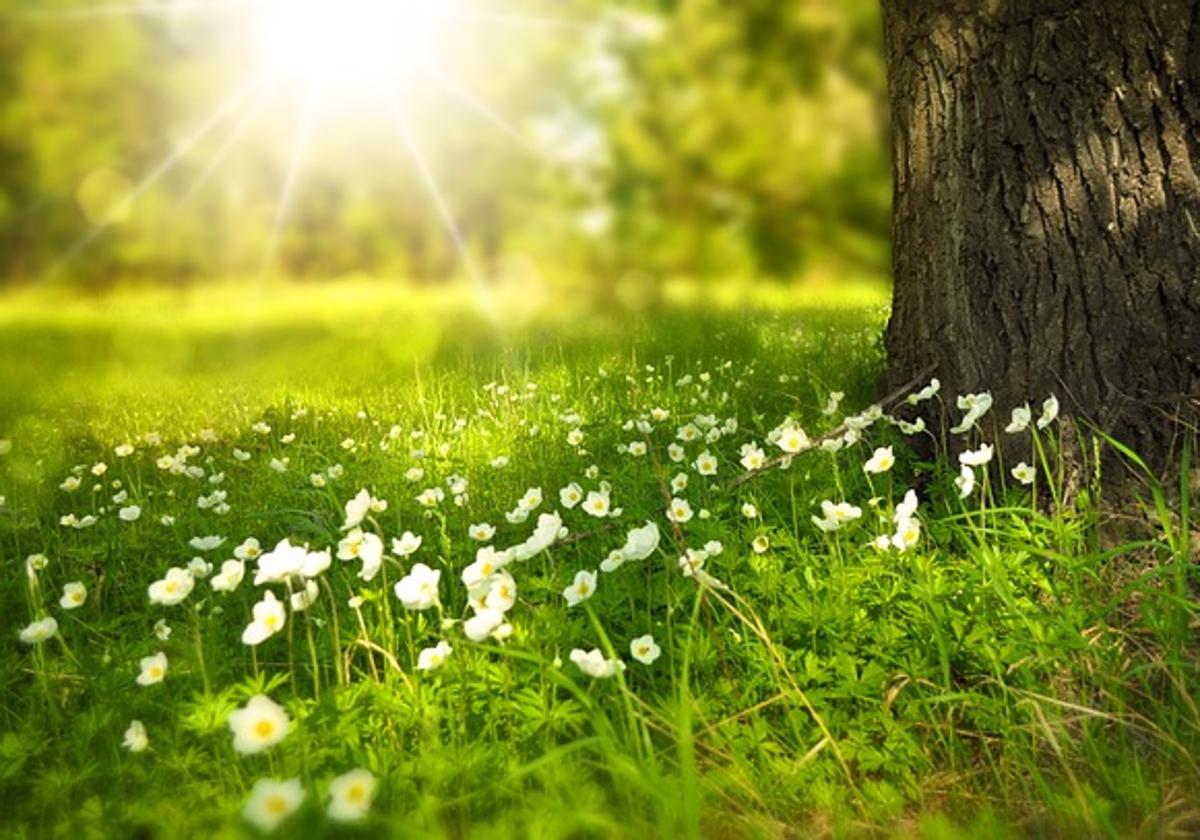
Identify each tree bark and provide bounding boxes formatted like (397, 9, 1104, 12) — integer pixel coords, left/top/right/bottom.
(881, 0, 1200, 469)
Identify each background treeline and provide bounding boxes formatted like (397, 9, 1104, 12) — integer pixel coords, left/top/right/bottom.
(0, 0, 889, 288)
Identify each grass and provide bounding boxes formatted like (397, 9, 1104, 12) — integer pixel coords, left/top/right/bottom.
(1, 279, 1197, 838)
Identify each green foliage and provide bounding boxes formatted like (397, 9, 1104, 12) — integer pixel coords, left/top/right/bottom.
(1, 284, 1198, 837)
(0, 0, 888, 286)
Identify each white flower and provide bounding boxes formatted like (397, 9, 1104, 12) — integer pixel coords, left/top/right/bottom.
(233, 448, 251, 461)
(678, 549, 707, 577)
(955, 465, 976, 498)
(630, 634, 661, 665)
(136, 651, 168, 686)
(1012, 462, 1036, 485)
(518, 487, 543, 512)
(752, 535, 770, 554)
(599, 549, 628, 573)
(563, 569, 598, 607)
(394, 563, 441, 610)
(338, 530, 384, 582)
(667, 443, 686, 463)
(627, 441, 647, 457)
(122, 720, 148, 752)
(569, 648, 625, 678)
(950, 392, 993, 434)
(667, 497, 693, 523)
(959, 444, 994, 467)
(1005, 405, 1032, 434)
(342, 488, 372, 530)
(583, 490, 611, 518)
(510, 512, 563, 560)
(863, 446, 895, 474)
(254, 538, 308, 584)
(906, 378, 940, 405)
(416, 640, 453, 671)
(188, 535, 225, 552)
(416, 487, 445, 508)
(187, 557, 212, 578)
(118, 505, 142, 522)
(235, 538, 263, 561)
(328, 768, 376, 823)
(301, 549, 331, 578)
(228, 695, 290, 755)
(148, 567, 195, 606)
(391, 531, 423, 557)
(1037, 394, 1059, 430)
(895, 489, 920, 522)
(269, 457, 289, 473)
(693, 450, 718, 476)
(463, 608, 508, 642)
(242, 591, 286, 645)
(19, 616, 58, 644)
(739, 443, 766, 471)
(153, 618, 172, 640)
(484, 571, 517, 613)
(289, 579, 320, 612)
(59, 581, 87, 610)
(823, 391, 845, 416)
(60, 475, 82, 492)
(619, 521, 660, 562)
(243, 778, 303, 833)
(891, 517, 922, 552)
(567, 428, 584, 447)
(468, 523, 495, 542)
(775, 425, 811, 455)
(559, 483, 584, 509)
(462, 545, 512, 589)
(741, 502, 758, 519)
(811, 500, 863, 532)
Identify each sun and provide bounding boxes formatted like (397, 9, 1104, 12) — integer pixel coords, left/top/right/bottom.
(251, 0, 459, 94)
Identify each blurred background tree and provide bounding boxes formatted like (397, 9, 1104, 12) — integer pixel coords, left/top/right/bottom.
(0, 0, 889, 290)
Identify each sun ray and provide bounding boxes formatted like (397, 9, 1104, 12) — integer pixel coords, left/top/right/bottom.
(385, 94, 494, 314)
(422, 64, 544, 158)
(182, 82, 276, 202)
(48, 76, 264, 276)
(259, 91, 321, 277)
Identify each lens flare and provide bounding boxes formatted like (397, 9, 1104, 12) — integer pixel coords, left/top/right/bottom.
(251, 0, 458, 92)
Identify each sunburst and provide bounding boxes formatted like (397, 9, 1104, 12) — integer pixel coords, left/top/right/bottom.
(14, 0, 597, 289)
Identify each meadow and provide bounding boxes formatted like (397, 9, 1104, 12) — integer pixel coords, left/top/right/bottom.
(1, 280, 1197, 838)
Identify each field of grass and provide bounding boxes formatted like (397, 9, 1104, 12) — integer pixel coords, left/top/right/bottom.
(1, 281, 1198, 838)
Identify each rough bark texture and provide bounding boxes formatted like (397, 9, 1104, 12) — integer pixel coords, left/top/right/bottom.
(881, 0, 1200, 469)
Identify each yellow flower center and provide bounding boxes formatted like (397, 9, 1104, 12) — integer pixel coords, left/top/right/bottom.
(265, 795, 288, 815)
(148, 666, 162, 679)
(346, 784, 365, 803)
(255, 719, 275, 738)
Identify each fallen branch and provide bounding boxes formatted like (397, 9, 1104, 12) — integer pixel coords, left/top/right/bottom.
(729, 363, 938, 488)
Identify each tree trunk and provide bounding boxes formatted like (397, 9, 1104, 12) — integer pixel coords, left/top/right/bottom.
(881, 0, 1200, 469)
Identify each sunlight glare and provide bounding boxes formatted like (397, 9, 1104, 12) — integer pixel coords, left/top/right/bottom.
(252, 0, 457, 92)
